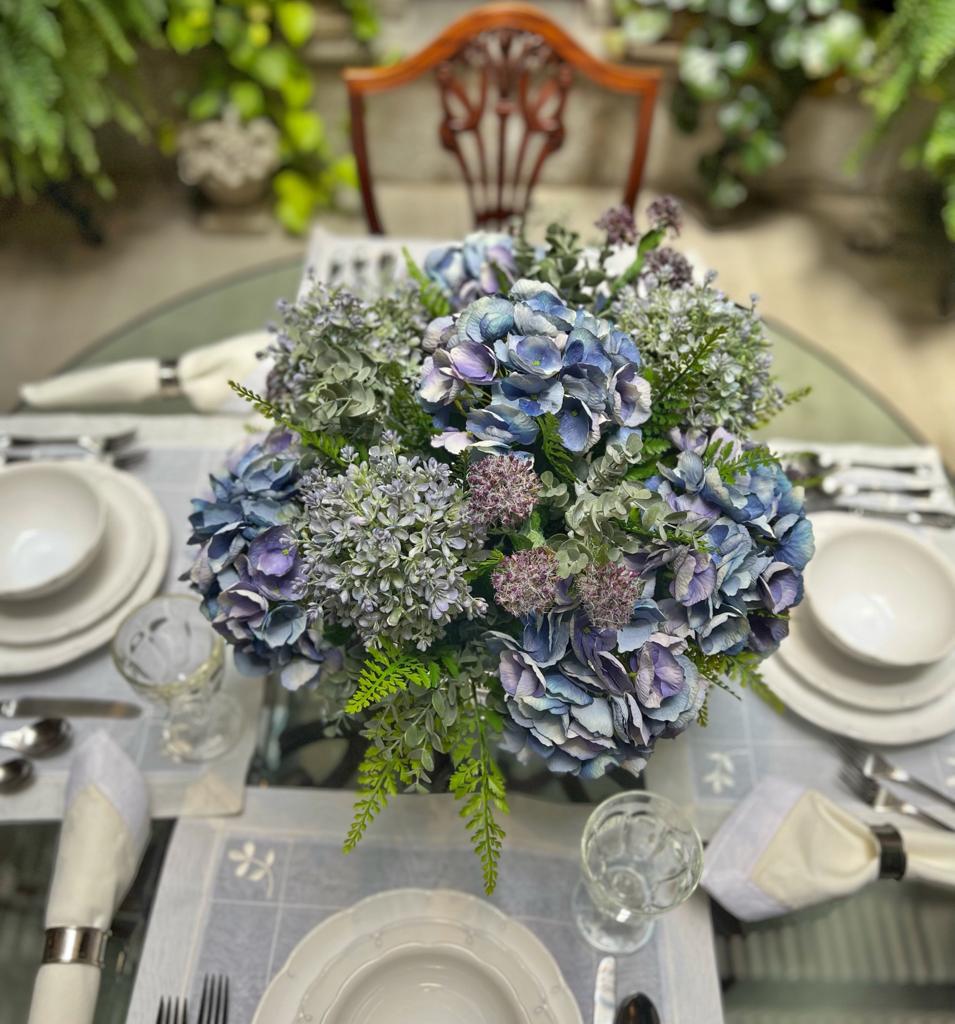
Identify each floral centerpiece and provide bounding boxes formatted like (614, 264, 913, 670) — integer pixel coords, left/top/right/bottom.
(185, 199, 813, 892)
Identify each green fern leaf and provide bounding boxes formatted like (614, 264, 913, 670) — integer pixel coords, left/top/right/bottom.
(344, 746, 398, 852)
(345, 642, 433, 714)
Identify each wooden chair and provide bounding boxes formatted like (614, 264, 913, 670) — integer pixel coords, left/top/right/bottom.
(342, 2, 662, 234)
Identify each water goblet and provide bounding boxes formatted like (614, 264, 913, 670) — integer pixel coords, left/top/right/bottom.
(111, 594, 242, 762)
(572, 791, 704, 953)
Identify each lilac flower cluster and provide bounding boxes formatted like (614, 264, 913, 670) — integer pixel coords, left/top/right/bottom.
(420, 280, 652, 456)
(303, 439, 487, 650)
(424, 232, 517, 310)
(641, 247, 694, 289)
(466, 455, 541, 529)
(184, 430, 340, 691)
(595, 205, 638, 246)
(646, 195, 683, 235)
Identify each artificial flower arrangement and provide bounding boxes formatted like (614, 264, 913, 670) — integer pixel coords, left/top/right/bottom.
(185, 198, 813, 892)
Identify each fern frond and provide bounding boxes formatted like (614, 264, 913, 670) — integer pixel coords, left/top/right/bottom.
(344, 745, 398, 852)
(451, 751, 508, 894)
(402, 247, 452, 319)
(228, 381, 348, 465)
(536, 412, 577, 484)
(345, 641, 433, 714)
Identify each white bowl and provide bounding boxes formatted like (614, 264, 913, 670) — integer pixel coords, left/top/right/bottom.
(0, 464, 107, 601)
(806, 520, 955, 669)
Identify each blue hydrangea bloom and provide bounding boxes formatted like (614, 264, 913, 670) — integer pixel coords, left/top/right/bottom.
(420, 280, 651, 455)
(425, 232, 517, 309)
(184, 429, 339, 690)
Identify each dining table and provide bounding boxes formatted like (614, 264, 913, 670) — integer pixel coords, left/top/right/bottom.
(2, 228, 954, 1024)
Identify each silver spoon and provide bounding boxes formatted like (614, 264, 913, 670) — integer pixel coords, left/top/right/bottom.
(0, 718, 71, 757)
(0, 757, 34, 793)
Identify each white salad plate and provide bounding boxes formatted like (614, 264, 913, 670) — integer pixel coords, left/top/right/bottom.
(777, 600, 955, 713)
(0, 463, 170, 677)
(0, 462, 156, 645)
(253, 889, 582, 1024)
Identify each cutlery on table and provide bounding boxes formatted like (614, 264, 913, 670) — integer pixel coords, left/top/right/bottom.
(0, 445, 147, 469)
(0, 718, 71, 757)
(0, 757, 33, 793)
(0, 427, 138, 455)
(593, 956, 615, 1024)
(614, 993, 661, 1024)
(197, 974, 230, 1024)
(155, 997, 188, 1024)
(836, 739, 955, 813)
(840, 762, 955, 831)
(0, 697, 142, 720)
(801, 497, 955, 530)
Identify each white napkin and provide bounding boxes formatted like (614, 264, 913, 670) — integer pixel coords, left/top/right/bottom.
(702, 776, 955, 922)
(28, 731, 151, 1024)
(20, 331, 272, 414)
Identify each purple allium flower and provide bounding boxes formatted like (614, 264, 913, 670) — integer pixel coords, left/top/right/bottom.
(491, 548, 560, 617)
(642, 247, 693, 288)
(595, 205, 637, 246)
(466, 455, 541, 529)
(646, 195, 683, 236)
(576, 562, 641, 631)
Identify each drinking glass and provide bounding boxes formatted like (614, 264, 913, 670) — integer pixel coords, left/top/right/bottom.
(111, 594, 242, 762)
(572, 791, 704, 953)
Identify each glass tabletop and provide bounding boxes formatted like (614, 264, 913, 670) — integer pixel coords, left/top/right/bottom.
(6, 254, 950, 1024)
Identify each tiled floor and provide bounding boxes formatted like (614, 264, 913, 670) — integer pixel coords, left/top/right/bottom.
(2, 178, 953, 463)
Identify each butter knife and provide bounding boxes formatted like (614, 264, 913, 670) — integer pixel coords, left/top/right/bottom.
(594, 957, 616, 1024)
(0, 698, 142, 720)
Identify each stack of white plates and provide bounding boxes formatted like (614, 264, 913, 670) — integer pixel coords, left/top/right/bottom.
(765, 512, 955, 745)
(0, 462, 170, 677)
(254, 889, 582, 1024)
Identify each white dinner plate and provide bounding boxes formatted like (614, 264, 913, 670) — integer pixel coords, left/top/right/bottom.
(253, 889, 582, 1024)
(0, 466, 169, 677)
(777, 600, 955, 712)
(763, 653, 955, 745)
(0, 462, 156, 645)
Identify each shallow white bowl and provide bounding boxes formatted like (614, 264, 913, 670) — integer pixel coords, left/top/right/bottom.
(0, 463, 106, 601)
(806, 520, 955, 669)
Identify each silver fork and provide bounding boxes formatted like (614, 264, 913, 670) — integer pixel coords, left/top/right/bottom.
(197, 974, 229, 1024)
(155, 996, 188, 1024)
(836, 738, 955, 812)
(839, 762, 955, 831)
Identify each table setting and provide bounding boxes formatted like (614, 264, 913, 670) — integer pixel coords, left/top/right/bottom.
(5, 198, 955, 1024)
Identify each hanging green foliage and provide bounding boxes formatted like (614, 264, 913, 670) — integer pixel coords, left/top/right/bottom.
(0, 0, 166, 200)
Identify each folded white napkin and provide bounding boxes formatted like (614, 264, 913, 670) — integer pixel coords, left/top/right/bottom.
(702, 776, 955, 922)
(20, 332, 272, 414)
(28, 731, 150, 1024)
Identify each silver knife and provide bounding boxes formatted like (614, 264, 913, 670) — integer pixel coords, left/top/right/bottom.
(594, 956, 616, 1024)
(0, 698, 142, 720)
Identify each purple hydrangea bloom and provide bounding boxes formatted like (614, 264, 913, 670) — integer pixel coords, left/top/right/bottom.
(418, 280, 651, 455)
(183, 429, 338, 691)
(425, 232, 517, 309)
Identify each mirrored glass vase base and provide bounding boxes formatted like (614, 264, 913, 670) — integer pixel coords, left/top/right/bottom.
(162, 694, 242, 762)
(571, 880, 655, 954)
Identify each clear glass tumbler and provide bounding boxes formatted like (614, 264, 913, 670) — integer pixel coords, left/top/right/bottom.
(572, 791, 704, 953)
(111, 594, 242, 762)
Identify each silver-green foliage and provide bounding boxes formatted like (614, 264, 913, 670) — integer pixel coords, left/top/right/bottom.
(0, 0, 165, 199)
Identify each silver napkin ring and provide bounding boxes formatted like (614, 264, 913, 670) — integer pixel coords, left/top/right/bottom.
(42, 926, 109, 968)
(872, 823, 907, 880)
(158, 358, 182, 398)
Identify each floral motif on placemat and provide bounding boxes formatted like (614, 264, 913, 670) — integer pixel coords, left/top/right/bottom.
(227, 841, 276, 897)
